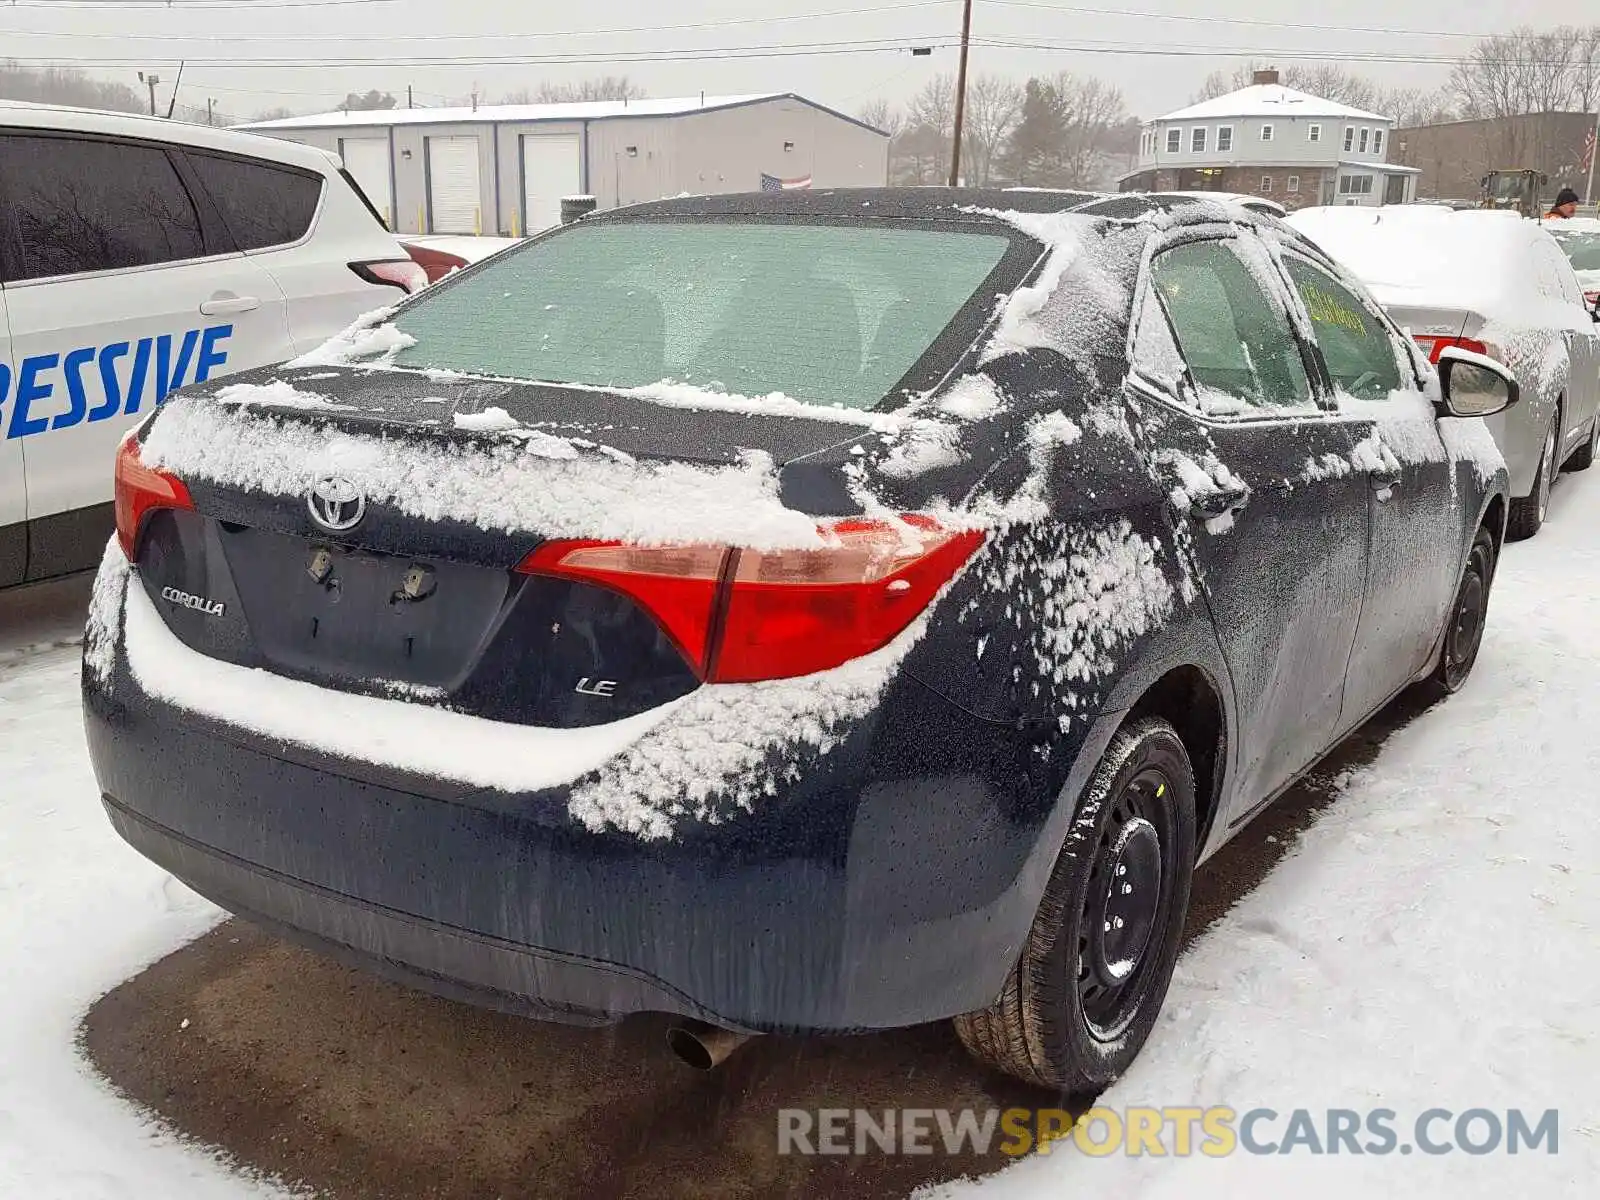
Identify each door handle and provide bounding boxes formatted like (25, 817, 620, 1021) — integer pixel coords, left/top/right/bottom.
(199, 294, 260, 316)
(1188, 484, 1250, 520)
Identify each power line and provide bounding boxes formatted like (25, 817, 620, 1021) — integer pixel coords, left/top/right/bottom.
(985, 1, 1527, 43)
(0, 36, 960, 70)
(0, 1, 954, 43)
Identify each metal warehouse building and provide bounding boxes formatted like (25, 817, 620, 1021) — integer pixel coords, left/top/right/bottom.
(237, 93, 889, 237)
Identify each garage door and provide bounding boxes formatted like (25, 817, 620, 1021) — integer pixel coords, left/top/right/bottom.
(339, 136, 392, 227)
(521, 134, 582, 234)
(427, 135, 481, 234)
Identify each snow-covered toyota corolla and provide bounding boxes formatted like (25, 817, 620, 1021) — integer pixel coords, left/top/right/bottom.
(84, 189, 1516, 1093)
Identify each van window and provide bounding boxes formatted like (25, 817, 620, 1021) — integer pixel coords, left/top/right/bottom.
(0, 134, 205, 282)
(186, 152, 323, 250)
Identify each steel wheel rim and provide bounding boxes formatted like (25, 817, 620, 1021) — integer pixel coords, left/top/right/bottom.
(1078, 767, 1172, 1042)
(1447, 550, 1489, 679)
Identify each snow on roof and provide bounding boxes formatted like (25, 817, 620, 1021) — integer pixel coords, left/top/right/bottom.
(239, 93, 844, 131)
(1156, 84, 1390, 125)
(1285, 205, 1549, 319)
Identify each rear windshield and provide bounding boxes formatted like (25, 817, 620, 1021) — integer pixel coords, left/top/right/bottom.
(390, 220, 1012, 410)
(1549, 228, 1600, 270)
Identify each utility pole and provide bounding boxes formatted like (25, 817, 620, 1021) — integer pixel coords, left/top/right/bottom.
(206, 97, 216, 126)
(947, 0, 973, 187)
(139, 71, 161, 116)
(407, 84, 413, 109)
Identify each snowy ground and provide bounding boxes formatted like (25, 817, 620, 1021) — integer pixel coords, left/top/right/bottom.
(3, 475, 1598, 1195)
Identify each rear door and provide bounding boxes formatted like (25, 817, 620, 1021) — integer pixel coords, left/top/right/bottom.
(0, 288, 24, 586)
(1129, 232, 1371, 820)
(0, 130, 291, 579)
(426, 135, 480, 234)
(1535, 236, 1600, 456)
(1279, 249, 1458, 727)
(521, 134, 581, 236)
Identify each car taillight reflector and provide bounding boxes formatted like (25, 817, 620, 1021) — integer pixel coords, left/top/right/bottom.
(350, 258, 430, 294)
(1412, 334, 1491, 364)
(517, 517, 986, 683)
(114, 433, 194, 560)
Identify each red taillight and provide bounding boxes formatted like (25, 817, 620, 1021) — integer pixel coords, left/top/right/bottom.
(517, 516, 986, 682)
(399, 242, 471, 284)
(1412, 334, 1491, 364)
(350, 258, 430, 294)
(114, 433, 194, 560)
(1586, 290, 1599, 307)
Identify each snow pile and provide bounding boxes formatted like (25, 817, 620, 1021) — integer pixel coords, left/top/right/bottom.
(964, 208, 1132, 364)
(119, 577, 686, 793)
(1155, 449, 1247, 534)
(83, 537, 129, 685)
(212, 379, 347, 411)
(877, 421, 965, 478)
(618, 380, 916, 430)
(139, 398, 825, 551)
(451, 405, 523, 433)
(936, 374, 1007, 421)
(287, 307, 414, 368)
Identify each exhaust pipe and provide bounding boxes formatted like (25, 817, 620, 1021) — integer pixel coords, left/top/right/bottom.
(666, 1019, 757, 1071)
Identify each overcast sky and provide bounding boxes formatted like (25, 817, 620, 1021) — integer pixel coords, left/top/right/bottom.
(0, 0, 1575, 122)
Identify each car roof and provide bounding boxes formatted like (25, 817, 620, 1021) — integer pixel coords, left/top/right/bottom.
(0, 98, 340, 173)
(590, 186, 1292, 234)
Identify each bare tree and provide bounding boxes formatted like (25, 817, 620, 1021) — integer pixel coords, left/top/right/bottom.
(1450, 26, 1598, 118)
(902, 73, 957, 181)
(500, 77, 646, 105)
(963, 74, 1023, 186)
(1379, 87, 1456, 129)
(1057, 73, 1128, 188)
(856, 97, 903, 138)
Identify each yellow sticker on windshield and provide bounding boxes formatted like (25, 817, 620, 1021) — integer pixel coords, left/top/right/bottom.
(1299, 281, 1368, 337)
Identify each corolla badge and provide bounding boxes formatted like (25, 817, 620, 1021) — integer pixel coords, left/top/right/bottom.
(307, 476, 367, 533)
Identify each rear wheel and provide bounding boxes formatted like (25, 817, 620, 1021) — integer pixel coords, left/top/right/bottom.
(1426, 525, 1497, 696)
(1567, 416, 1599, 471)
(954, 717, 1196, 1093)
(1506, 415, 1558, 541)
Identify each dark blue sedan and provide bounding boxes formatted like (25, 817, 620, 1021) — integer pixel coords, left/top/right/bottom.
(86, 188, 1515, 1092)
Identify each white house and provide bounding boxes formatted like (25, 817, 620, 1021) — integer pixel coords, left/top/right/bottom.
(1120, 69, 1419, 209)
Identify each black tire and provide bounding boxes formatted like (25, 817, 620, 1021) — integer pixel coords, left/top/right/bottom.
(1425, 525, 1497, 696)
(1567, 416, 1599, 471)
(1506, 413, 1558, 541)
(954, 717, 1197, 1093)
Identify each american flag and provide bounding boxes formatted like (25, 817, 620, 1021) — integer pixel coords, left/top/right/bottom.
(760, 173, 813, 191)
(1584, 127, 1597, 173)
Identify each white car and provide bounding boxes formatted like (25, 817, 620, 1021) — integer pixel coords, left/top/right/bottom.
(1544, 215, 1600, 305)
(1288, 204, 1600, 539)
(0, 101, 427, 587)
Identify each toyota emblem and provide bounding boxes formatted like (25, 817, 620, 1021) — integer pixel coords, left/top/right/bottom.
(307, 476, 367, 533)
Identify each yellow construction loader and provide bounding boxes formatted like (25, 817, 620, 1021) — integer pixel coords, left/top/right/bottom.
(1479, 169, 1548, 218)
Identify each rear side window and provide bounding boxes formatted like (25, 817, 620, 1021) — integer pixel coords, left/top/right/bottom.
(391, 221, 1012, 410)
(186, 152, 322, 250)
(0, 134, 204, 281)
(1282, 257, 1402, 402)
(1149, 239, 1314, 411)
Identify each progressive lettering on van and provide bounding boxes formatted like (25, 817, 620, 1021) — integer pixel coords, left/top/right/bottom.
(0, 324, 233, 441)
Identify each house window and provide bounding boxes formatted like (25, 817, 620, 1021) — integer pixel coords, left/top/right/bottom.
(1359, 128, 1370, 153)
(1260, 124, 1274, 142)
(1338, 174, 1374, 195)
(1373, 128, 1384, 155)
(1343, 126, 1355, 152)
(1167, 128, 1182, 154)
(1287, 175, 1301, 193)
(1262, 175, 1274, 193)
(1217, 125, 1234, 152)
(1192, 127, 1207, 153)
(1308, 124, 1322, 143)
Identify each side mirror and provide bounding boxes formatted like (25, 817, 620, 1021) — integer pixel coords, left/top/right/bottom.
(1437, 347, 1519, 418)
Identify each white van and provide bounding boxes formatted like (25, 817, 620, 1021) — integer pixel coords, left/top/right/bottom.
(0, 101, 426, 587)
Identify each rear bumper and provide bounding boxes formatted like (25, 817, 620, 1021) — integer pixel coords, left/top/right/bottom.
(86, 574, 1114, 1034)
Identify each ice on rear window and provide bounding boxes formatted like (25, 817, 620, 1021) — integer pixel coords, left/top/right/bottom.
(381, 221, 1011, 412)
